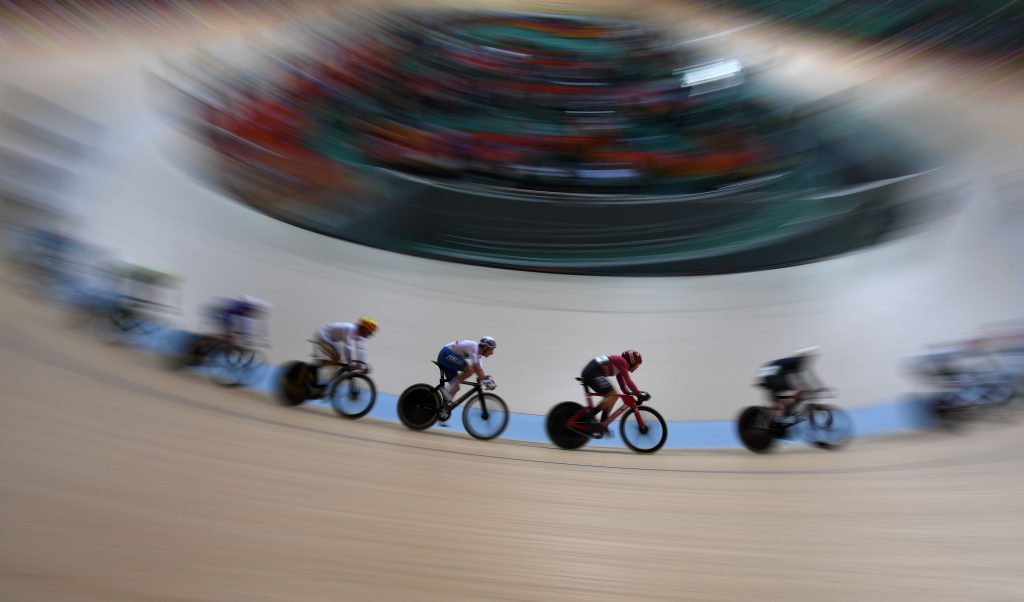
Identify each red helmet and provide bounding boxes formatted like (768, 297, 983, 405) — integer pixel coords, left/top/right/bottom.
(622, 350, 642, 371)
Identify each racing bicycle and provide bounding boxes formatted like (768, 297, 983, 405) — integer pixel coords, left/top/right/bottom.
(545, 377, 668, 453)
(278, 340, 376, 419)
(396, 360, 509, 440)
(736, 388, 852, 453)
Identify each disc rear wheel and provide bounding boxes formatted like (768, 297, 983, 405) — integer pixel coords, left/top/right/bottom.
(278, 361, 313, 407)
(397, 384, 438, 430)
(737, 406, 776, 453)
(545, 401, 589, 450)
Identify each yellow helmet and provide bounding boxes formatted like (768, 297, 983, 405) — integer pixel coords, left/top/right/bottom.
(358, 316, 378, 334)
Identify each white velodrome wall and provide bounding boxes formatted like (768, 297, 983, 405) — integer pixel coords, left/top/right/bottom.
(2, 24, 1023, 420)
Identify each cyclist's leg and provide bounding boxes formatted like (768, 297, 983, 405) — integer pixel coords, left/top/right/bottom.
(436, 347, 467, 401)
(761, 375, 790, 418)
(581, 367, 616, 426)
(312, 335, 342, 384)
(598, 391, 618, 424)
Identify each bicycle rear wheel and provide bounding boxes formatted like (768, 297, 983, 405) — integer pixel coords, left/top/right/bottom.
(806, 404, 853, 450)
(462, 392, 509, 440)
(397, 384, 438, 430)
(329, 373, 377, 419)
(620, 406, 668, 453)
(737, 406, 776, 453)
(545, 401, 588, 450)
(278, 361, 313, 406)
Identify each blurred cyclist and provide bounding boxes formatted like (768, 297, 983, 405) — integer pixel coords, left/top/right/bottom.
(206, 295, 271, 346)
(580, 351, 648, 433)
(312, 317, 378, 382)
(757, 346, 825, 423)
(114, 259, 179, 309)
(437, 337, 497, 406)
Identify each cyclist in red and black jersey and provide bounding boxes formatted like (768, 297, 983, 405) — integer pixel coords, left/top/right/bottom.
(580, 350, 649, 431)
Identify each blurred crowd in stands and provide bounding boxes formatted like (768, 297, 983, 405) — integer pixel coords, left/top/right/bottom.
(197, 10, 803, 196)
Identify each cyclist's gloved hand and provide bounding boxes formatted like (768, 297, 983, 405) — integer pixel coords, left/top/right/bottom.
(636, 391, 651, 403)
(482, 376, 497, 390)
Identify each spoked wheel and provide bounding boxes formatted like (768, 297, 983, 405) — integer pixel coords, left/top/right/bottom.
(108, 307, 140, 333)
(278, 361, 314, 407)
(94, 307, 135, 344)
(397, 384, 439, 430)
(462, 392, 509, 440)
(109, 307, 162, 337)
(329, 373, 377, 419)
(737, 406, 777, 453)
(986, 384, 1018, 408)
(805, 404, 853, 450)
(210, 345, 262, 388)
(620, 406, 668, 453)
(545, 401, 589, 450)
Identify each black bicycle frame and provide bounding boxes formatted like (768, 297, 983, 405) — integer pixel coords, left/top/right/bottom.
(433, 362, 492, 415)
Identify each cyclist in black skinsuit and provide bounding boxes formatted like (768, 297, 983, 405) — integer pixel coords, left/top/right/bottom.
(757, 347, 825, 422)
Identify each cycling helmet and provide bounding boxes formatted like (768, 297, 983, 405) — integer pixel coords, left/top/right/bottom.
(241, 295, 272, 312)
(793, 346, 819, 358)
(479, 336, 497, 349)
(358, 316, 378, 334)
(358, 315, 378, 333)
(622, 350, 642, 371)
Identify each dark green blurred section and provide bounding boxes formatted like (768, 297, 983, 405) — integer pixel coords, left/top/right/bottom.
(713, 0, 1024, 54)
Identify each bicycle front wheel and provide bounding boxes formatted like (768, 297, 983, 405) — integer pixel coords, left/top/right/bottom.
(462, 392, 509, 440)
(620, 406, 668, 453)
(329, 373, 377, 419)
(397, 384, 438, 430)
(806, 404, 853, 450)
(210, 345, 261, 388)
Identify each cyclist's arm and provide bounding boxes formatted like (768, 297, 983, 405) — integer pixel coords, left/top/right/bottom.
(247, 314, 267, 345)
(466, 345, 486, 379)
(797, 368, 825, 392)
(317, 324, 334, 343)
(615, 370, 640, 396)
(221, 313, 235, 338)
(352, 335, 366, 365)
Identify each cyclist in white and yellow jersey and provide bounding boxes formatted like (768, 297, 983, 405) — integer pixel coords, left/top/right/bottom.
(312, 317, 378, 381)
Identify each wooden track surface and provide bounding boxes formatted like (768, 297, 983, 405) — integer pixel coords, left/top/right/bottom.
(2, 273, 1024, 601)
(3, 2, 1024, 598)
